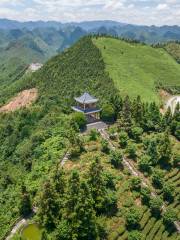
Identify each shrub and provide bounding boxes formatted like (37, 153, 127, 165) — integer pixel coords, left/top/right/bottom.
(149, 196, 163, 216)
(125, 207, 141, 228)
(163, 207, 177, 226)
(138, 155, 151, 173)
(89, 129, 99, 141)
(130, 177, 141, 191)
(141, 187, 151, 205)
(152, 169, 164, 189)
(119, 131, 129, 148)
(163, 182, 175, 202)
(128, 230, 142, 240)
(109, 150, 123, 168)
(131, 127, 143, 142)
(71, 112, 87, 129)
(101, 103, 115, 122)
(101, 139, 109, 153)
(126, 143, 137, 159)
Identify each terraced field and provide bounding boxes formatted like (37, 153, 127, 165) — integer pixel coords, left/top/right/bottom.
(109, 206, 178, 240)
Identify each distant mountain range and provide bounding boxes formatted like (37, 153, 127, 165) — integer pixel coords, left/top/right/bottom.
(0, 19, 180, 44)
(0, 19, 179, 91)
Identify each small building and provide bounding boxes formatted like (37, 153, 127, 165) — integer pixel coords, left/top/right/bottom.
(72, 92, 101, 123)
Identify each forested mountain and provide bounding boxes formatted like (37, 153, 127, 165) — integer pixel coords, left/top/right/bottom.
(0, 36, 179, 240)
(0, 19, 180, 92)
(0, 19, 180, 45)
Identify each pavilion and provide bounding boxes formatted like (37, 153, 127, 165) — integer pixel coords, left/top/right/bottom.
(72, 92, 101, 123)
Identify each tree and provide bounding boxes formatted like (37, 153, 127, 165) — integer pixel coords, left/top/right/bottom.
(131, 127, 143, 142)
(126, 143, 137, 159)
(158, 130, 172, 165)
(130, 177, 141, 191)
(71, 112, 87, 129)
(75, 181, 99, 239)
(149, 196, 163, 216)
(163, 182, 175, 202)
(138, 155, 151, 173)
(38, 181, 59, 230)
(109, 150, 123, 168)
(128, 230, 142, 240)
(65, 170, 80, 216)
(89, 129, 99, 141)
(19, 185, 31, 217)
(101, 103, 115, 122)
(110, 94, 123, 119)
(101, 139, 109, 153)
(119, 131, 129, 148)
(141, 187, 151, 205)
(88, 157, 106, 214)
(125, 207, 141, 229)
(146, 138, 159, 166)
(163, 207, 177, 226)
(118, 96, 132, 133)
(132, 96, 143, 126)
(152, 169, 164, 189)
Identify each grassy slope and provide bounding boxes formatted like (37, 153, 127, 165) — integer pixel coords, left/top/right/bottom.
(93, 37, 180, 103)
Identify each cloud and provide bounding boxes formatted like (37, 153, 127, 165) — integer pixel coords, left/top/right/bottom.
(0, 0, 179, 26)
(156, 3, 168, 10)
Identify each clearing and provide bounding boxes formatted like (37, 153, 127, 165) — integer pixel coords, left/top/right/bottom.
(0, 88, 38, 113)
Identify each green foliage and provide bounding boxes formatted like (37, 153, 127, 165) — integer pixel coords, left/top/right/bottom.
(125, 207, 141, 229)
(149, 196, 163, 216)
(128, 230, 142, 240)
(101, 103, 115, 122)
(163, 207, 178, 226)
(138, 155, 151, 173)
(130, 177, 141, 191)
(131, 127, 143, 142)
(101, 139, 109, 153)
(119, 131, 129, 148)
(93, 37, 180, 103)
(109, 150, 123, 168)
(152, 169, 165, 189)
(71, 112, 87, 129)
(173, 152, 180, 167)
(141, 187, 151, 205)
(89, 129, 99, 141)
(163, 182, 175, 202)
(126, 143, 137, 159)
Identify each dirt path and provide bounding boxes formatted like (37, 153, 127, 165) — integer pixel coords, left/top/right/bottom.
(99, 128, 180, 234)
(0, 88, 38, 113)
(6, 219, 27, 240)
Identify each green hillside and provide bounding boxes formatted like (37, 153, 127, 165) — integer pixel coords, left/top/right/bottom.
(93, 37, 180, 103)
(0, 37, 118, 107)
(0, 36, 179, 240)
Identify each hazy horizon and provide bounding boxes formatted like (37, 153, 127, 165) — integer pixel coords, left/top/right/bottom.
(0, 0, 179, 26)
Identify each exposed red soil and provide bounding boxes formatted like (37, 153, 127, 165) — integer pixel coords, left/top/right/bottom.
(0, 88, 38, 113)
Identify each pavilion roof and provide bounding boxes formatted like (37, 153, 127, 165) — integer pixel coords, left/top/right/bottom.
(75, 92, 98, 104)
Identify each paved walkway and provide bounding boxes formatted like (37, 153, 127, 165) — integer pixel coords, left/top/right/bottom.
(99, 128, 180, 234)
(86, 121, 107, 131)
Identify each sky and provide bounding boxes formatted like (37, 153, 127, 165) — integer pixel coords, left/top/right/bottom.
(0, 0, 179, 26)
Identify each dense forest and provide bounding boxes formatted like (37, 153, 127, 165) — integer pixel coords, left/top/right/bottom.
(0, 36, 179, 240)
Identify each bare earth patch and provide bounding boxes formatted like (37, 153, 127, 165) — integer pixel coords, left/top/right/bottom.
(0, 88, 38, 113)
